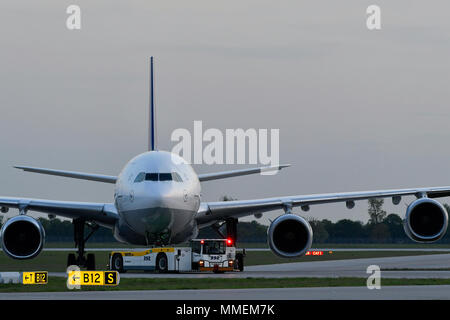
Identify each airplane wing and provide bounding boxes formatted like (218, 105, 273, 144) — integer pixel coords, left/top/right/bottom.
(196, 186, 450, 226)
(198, 164, 290, 182)
(13, 166, 117, 184)
(0, 197, 118, 228)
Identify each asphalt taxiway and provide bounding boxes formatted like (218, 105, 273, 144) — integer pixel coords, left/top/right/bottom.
(3, 253, 450, 300)
(0, 285, 449, 300)
(48, 253, 450, 279)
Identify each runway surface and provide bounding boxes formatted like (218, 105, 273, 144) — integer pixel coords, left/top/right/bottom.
(48, 253, 450, 279)
(3, 253, 450, 300)
(1, 285, 449, 300)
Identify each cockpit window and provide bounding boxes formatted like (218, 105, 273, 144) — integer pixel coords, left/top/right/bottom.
(134, 172, 183, 182)
(172, 172, 183, 182)
(159, 173, 172, 181)
(134, 172, 145, 183)
(145, 173, 158, 181)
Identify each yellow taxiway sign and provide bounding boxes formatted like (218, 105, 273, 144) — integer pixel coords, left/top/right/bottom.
(22, 271, 48, 285)
(67, 271, 119, 286)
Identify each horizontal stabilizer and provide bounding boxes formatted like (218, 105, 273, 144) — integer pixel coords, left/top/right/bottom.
(14, 166, 117, 184)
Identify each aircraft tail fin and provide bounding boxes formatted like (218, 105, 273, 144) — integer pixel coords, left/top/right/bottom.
(149, 56, 156, 151)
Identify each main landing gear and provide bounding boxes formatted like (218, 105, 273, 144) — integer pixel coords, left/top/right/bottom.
(67, 219, 99, 270)
(212, 218, 245, 271)
(212, 218, 238, 243)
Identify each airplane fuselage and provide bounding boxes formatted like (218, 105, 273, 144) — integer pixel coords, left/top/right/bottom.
(112, 151, 201, 246)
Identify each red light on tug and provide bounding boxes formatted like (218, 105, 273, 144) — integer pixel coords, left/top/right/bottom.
(226, 238, 233, 246)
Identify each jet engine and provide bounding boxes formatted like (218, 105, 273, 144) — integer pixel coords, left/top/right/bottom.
(0, 215, 45, 259)
(404, 198, 448, 243)
(267, 214, 313, 258)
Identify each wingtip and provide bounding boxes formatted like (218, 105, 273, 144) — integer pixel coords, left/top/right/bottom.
(259, 164, 291, 174)
(13, 165, 34, 172)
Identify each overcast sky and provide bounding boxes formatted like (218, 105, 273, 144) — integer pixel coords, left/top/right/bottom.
(1, 1, 450, 226)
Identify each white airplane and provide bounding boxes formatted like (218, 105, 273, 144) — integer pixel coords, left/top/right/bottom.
(0, 57, 448, 270)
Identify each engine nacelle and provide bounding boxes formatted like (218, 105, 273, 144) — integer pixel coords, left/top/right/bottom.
(404, 198, 448, 243)
(0, 216, 45, 259)
(267, 214, 313, 258)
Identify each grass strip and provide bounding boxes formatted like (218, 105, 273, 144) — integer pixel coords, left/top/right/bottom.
(0, 251, 445, 272)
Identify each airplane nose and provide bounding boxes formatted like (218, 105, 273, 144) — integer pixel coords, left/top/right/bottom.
(144, 184, 174, 208)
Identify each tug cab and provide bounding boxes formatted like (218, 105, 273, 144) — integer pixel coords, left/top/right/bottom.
(191, 238, 242, 272)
